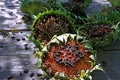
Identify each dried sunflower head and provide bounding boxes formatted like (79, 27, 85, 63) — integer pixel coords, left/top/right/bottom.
(35, 33, 99, 80)
(60, 1, 88, 27)
(69, 0, 92, 8)
(61, 2, 87, 17)
(78, 22, 120, 48)
(30, 9, 75, 47)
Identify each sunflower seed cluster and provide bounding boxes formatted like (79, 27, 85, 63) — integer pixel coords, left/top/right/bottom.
(53, 45, 84, 67)
(85, 24, 113, 37)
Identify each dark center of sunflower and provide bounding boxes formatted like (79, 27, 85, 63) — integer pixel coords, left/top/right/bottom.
(37, 14, 70, 35)
(53, 45, 83, 67)
(86, 24, 113, 37)
(34, 14, 70, 41)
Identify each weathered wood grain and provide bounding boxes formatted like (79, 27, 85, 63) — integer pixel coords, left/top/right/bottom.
(0, 55, 41, 80)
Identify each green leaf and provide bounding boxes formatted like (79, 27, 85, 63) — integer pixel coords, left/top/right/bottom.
(33, 39, 43, 50)
(93, 64, 105, 72)
(36, 59, 42, 68)
(28, 35, 33, 41)
(80, 70, 86, 78)
(20, 0, 51, 15)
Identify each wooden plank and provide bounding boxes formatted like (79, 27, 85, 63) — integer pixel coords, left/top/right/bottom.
(0, 69, 43, 80)
(0, 33, 35, 56)
(0, 55, 41, 80)
(0, 55, 37, 71)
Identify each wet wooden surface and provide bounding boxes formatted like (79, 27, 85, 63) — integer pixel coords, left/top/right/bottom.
(0, 0, 120, 80)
